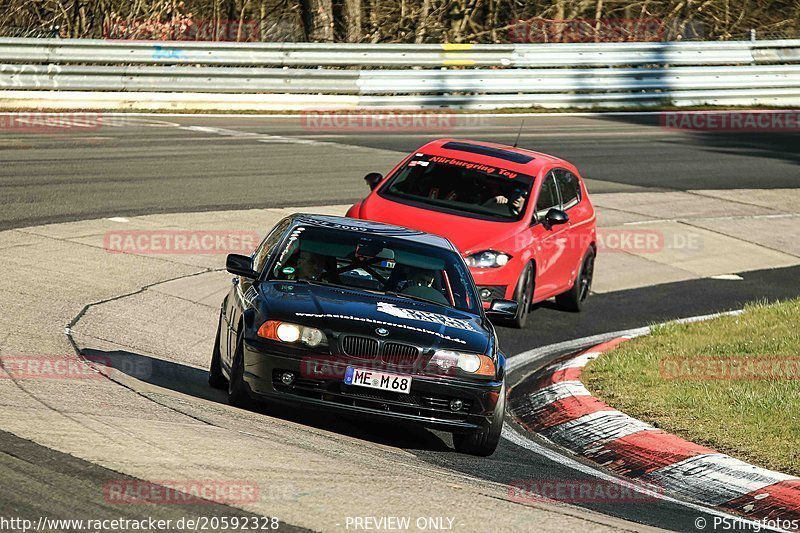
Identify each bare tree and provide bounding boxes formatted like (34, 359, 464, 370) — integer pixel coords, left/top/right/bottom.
(342, 0, 362, 41)
(0, 0, 797, 42)
(300, 0, 334, 41)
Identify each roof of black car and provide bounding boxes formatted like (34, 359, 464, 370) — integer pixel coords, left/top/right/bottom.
(291, 214, 458, 252)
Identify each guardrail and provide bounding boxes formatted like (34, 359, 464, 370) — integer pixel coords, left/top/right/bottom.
(1, 38, 800, 110)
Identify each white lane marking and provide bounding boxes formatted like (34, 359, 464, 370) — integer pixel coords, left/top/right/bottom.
(177, 124, 333, 146)
(107, 217, 129, 223)
(711, 274, 744, 280)
(644, 454, 800, 507)
(501, 425, 784, 532)
(520, 381, 592, 412)
(624, 213, 798, 226)
(541, 411, 656, 453)
(11, 116, 97, 128)
(6, 111, 793, 119)
(507, 310, 744, 373)
(544, 351, 602, 373)
(506, 328, 647, 373)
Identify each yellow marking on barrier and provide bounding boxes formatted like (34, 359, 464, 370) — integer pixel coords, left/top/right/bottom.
(441, 43, 473, 51)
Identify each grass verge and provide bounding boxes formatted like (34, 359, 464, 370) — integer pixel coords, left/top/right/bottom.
(583, 298, 800, 476)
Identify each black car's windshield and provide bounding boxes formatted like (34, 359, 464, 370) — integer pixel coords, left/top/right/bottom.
(380, 154, 534, 222)
(269, 226, 479, 313)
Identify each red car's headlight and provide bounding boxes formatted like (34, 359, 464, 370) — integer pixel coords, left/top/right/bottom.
(464, 251, 510, 268)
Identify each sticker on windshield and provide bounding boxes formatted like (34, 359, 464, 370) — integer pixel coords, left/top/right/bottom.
(376, 302, 478, 332)
(428, 155, 519, 179)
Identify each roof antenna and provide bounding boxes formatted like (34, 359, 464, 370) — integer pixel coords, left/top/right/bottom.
(512, 118, 525, 148)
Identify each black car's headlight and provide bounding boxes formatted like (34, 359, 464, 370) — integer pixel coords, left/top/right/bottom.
(428, 349, 495, 376)
(464, 251, 510, 268)
(258, 320, 326, 347)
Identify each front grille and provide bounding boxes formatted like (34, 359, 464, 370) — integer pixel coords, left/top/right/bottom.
(339, 336, 423, 368)
(382, 342, 421, 367)
(340, 335, 379, 359)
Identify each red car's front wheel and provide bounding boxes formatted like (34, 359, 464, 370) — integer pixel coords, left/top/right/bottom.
(507, 264, 534, 329)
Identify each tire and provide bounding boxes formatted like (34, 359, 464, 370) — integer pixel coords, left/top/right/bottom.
(227, 332, 251, 408)
(453, 383, 505, 457)
(556, 248, 595, 312)
(208, 315, 228, 390)
(506, 265, 533, 329)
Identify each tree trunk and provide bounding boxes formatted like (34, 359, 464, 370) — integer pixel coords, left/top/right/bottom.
(300, 0, 334, 41)
(343, 0, 362, 42)
(415, 0, 431, 43)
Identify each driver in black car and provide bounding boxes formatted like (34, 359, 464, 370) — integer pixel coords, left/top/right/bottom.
(284, 250, 337, 283)
(400, 268, 449, 305)
(295, 251, 327, 281)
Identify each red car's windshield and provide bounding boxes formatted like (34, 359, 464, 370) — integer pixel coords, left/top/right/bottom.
(380, 154, 535, 222)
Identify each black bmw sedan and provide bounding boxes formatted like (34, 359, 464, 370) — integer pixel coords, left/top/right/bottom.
(210, 214, 517, 456)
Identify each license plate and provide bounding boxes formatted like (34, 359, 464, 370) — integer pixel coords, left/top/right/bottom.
(344, 367, 412, 394)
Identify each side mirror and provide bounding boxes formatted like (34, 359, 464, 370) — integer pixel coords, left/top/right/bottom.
(544, 208, 569, 228)
(485, 299, 519, 320)
(364, 172, 383, 190)
(226, 254, 259, 279)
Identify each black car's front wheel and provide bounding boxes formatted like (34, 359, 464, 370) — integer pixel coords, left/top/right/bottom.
(452, 383, 505, 457)
(208, 313, 228, 390)
(227, 332, 251, 408)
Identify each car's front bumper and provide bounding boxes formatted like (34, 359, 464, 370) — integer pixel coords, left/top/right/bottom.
(241, 340, 503, 433)
(468, 261, 523, 305)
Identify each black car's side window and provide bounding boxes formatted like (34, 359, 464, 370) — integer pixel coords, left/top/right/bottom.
(534, 173, 560, 222)
(252, 218, 290, 273)
(555, 170, 581, 210)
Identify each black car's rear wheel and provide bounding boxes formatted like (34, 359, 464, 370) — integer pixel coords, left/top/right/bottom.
(452, 383, 505, 457)
(227, 332, 251, 408)
(208, 313, 228, 390)
(556, 248, 595, 312)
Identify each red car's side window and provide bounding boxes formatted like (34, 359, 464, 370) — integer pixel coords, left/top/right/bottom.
(535, 174, 560, 220)
(556, 170, 581, 210)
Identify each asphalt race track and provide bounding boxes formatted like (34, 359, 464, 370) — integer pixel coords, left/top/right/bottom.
(1, 113, 799, 532)
(2, 113, 799, 230)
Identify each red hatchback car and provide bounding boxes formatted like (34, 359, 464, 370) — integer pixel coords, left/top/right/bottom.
(346, 139, 597, 328)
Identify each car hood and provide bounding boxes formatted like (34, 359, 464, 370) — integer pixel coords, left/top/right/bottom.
(360, 196, 520, 254)
(259, 282, 489, 353)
